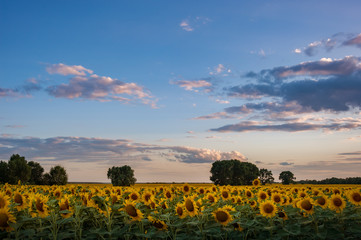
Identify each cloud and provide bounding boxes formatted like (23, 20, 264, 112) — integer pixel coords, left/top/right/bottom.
(5, 125, 25, 129)
(0, 78, 42, 98)
(343, 33, 361, 48)
(303, 41, 322, 56)
(170, 79, 212, 92)
(0, 135, 247, 165)
(179, 16, 211, 32)
(45, 64, 157, 107)
(209, 64, 231, 76)
(279, 161, 294, 166)
(46, 63, 93, 76)
(210, 118, 361, 133)
(229, 57, 361, 112)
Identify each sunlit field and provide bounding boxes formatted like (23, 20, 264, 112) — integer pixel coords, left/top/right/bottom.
(1, 182, 361, 239)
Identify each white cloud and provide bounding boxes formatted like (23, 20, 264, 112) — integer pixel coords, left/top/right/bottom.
(46, 63, 93, 76)
(170, 79, 212, 92)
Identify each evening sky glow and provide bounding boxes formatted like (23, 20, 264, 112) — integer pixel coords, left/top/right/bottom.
(1, 1, 361, 182)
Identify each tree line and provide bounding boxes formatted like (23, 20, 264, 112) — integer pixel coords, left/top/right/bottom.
(0, 154, 68, 185)
(297, 177, 361, 185)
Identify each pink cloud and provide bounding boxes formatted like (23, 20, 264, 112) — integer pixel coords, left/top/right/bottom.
(46, 63, 94, 76)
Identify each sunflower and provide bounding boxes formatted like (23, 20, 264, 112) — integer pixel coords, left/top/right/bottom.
(0, 192, 10, 209)
(159, 199, 168, 210)
(184, 196, 198, 217)
(164, 189, 173, 200)
(129, 191, 140, 202)
(347, 190, 361, 206)
(329, 194, 346, 213)
(59, 196, 73, 218)
(182, 184, 191, 195)
(221, 189, 231, 200)
(297, 197, 314, 215)
(257, 190, 268, 202)
(233, 222, 243, 232)
(53, 188, 63, 200)
(277, 210, 288, 220)
(0, 207, 16, 232)
(332, 188, 341, 195)
(245, 189, 253, 199)
(31, 194, 49, 218)
(205, 193, 217, 204)
(252, 178, 260, 186)
(148, 216, 168, 230)
(259, 200, 277, 218)
(198, 187, 206, 195)
(175, 203, 187, 219)
(108, 193, 119, 205)
(298, 191, 307, 199)
(13, 190, 28, 211)
(271, 193, 282, 204)
(142, 191, 154, 205)
(213, 207, 233, 226)
(222, 205, 236, 212)
(315, 194, 328, 209)
(123, 200, 143, 221)
(312, 189, 320, 196)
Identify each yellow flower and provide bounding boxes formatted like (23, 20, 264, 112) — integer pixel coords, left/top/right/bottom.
(213, 207, 233, 226)
(0, 207, 16, 232)
(220, 188, 231, 200)
(163, 189, 173, 200)
(123, 200, 143, 221)
(298, 191, 307, 199)
(148, 216, 168, 230)
(53, 188, 63, 200)
(245, 189, 253, 199)
(128, 191, 140, 202)
(315, 194, 328, 209)
(142, 191, 154, 205)
(32, 194, 49, 218)
(271, 193, 282, 204)
(175, 203, 187, 219)
(182, 184, 192, 195)
(277, 210, 288, 220)
(252, 178, 260, 186)
(0, 192, 10, 209)
(329, 194, 346, 213)
(297, 197, 314, 215)
(347, 190, 361, 206)
(13, 190, 28, 211)
(257, 190, 268, 202)
(259, 200, 277, 218)
(59, 196, 73, 218)
(184, 196, 198, 217)
(205, 193, 217, 204)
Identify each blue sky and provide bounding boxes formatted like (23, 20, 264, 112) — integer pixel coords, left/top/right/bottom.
(1, 1, 361, 182)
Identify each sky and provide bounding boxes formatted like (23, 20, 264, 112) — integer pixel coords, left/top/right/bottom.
(1, 0, 361, 183)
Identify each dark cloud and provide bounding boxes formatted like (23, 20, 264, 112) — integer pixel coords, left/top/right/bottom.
(0, 136, 247, 165)
(279, 162, 294, 166)
(210, 120, 361, 133)
(338, 151, 361, 156)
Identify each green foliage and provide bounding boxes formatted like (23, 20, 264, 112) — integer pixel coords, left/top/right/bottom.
(259, 168, 274, 185)
(107, 165, 136, 186)
(210, 159, 259, 185)
(279, 170, 296, 185)
(49, 165, 68, 185)
(8, 154, 32, 184)
(0, 160, 10, 183)
(28, 161, 45, 185)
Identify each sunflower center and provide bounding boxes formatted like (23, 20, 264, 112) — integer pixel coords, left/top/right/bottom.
(216, 210, 229, 222)
(55, 192, 60, 198)
(153, 221, 164, 229)
(246, 191, 252, 197)
(14, 194, 23, 205)
(208, 195, 215, 203)
(112, 196, 117, 204)
(166, 192, 171, 198)
(0, 198, 6, 208)
(263, 203, 274, 213)
(184, 186, 189, 192)
(200, 189, 205, 194)
(222, 191, 229, 198)
(125, 205, 138, 217)
(59, 203, 69, 211)
(36, 199, 45, 212)
(0, 213, 9, 228)
(300, 193, 306, 198)
(317, 197, 326, 205)
(301, 200, 312, 211)
(333, 198, 342, 207)
(334, 190, 340, 194)
(131, 194, 138, 201)
(185, 199, 194, 212)
(144, 194, 151, 202)
(176, 206, 183, 216)
(260, 193, 267, 200)
(352, 193, 361, 202)
(273, 196, 281, 203)
(278, 211, 286, 218)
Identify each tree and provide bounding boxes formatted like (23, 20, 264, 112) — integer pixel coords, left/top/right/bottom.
(210, 159, 259, 186)
(49, 165, 68, 185)
(28, 161, 44, 185)
(42, 173, 52, 185)
(107, 165, 136, 186)
(259, 168, 274, 185)
(8, 154, 31, 184)
(279, 171, 296, 185)
(0, 161, 10, 183)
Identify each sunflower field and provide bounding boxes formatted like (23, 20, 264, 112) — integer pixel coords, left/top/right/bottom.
(1, 181, 361, 239)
